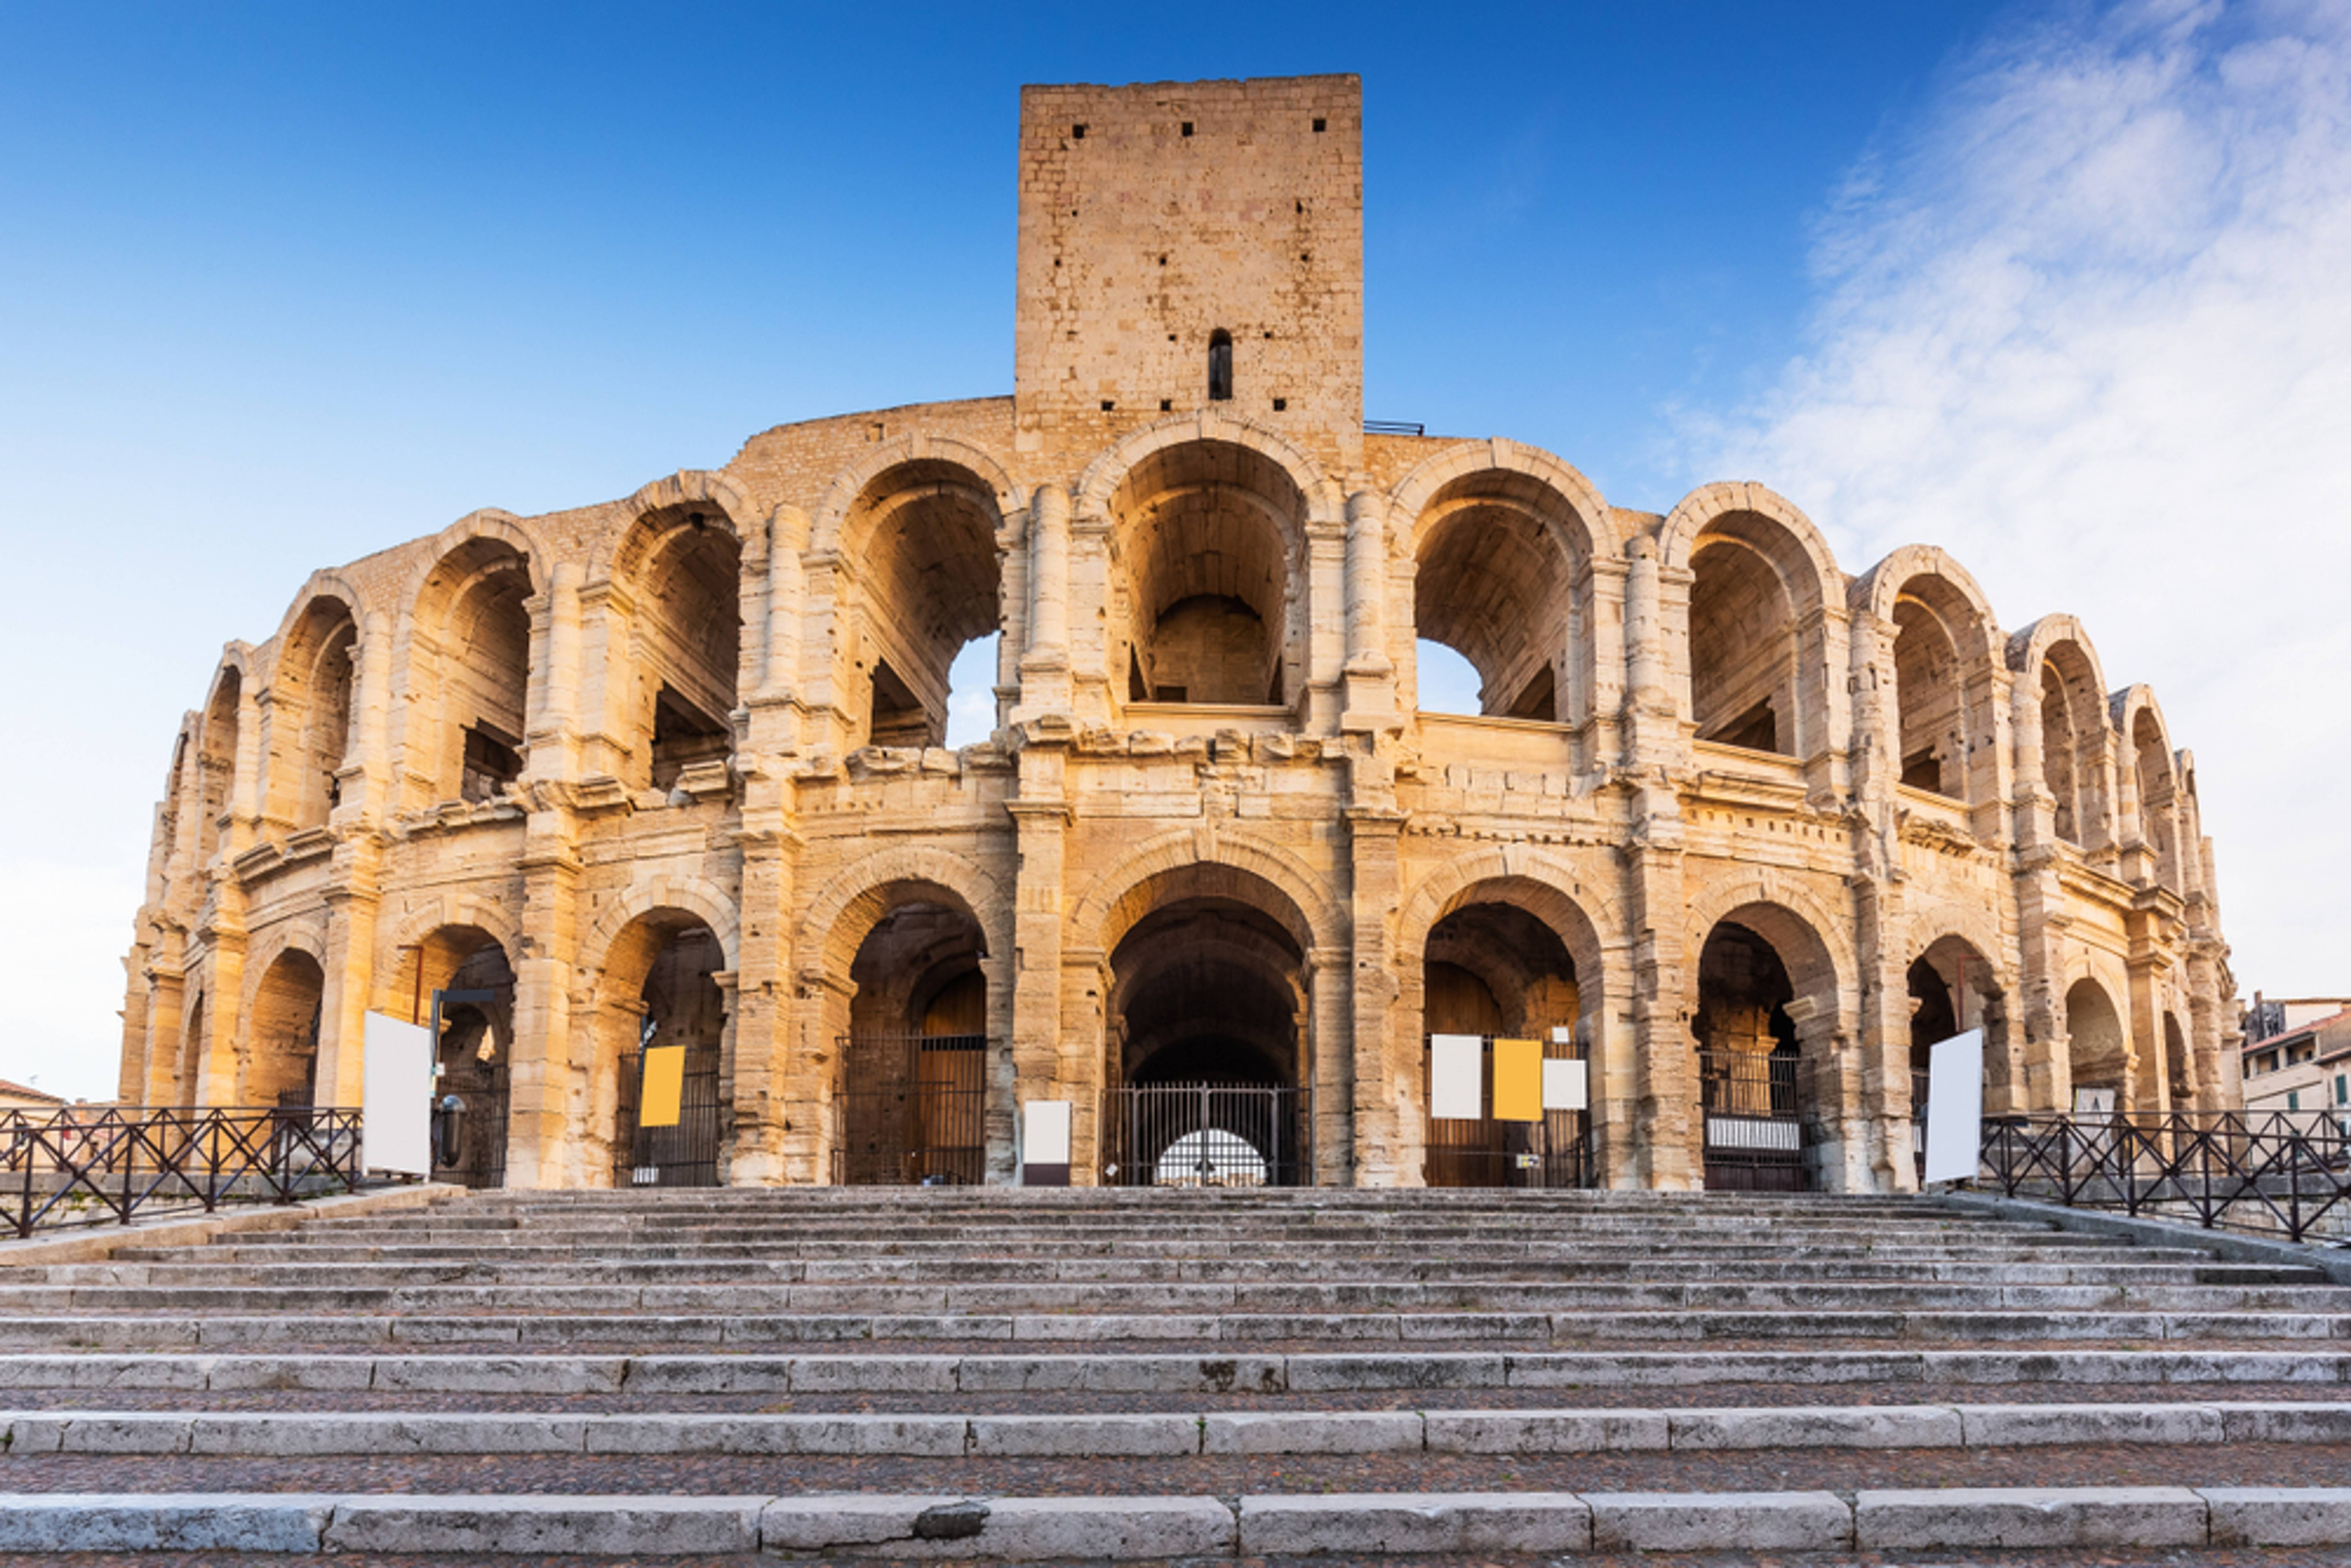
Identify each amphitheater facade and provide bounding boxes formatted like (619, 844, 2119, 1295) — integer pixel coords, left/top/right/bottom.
(116, 75, 2238, 1194)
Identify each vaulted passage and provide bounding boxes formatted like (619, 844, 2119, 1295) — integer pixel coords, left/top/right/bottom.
(1412, 473, 1577, 721)
(243, 949, 324, 1107)
(1693, 919, 1813, 1191)
(618, 509, 741, 792)
(597, 913, 726, 1187)
(412, 539, 533, 806)
(1420, 901, 1583, 1188)
(2067, 977, 2128, 1111)
(846, 461, 1003, 749)
(1891, 581, 1974, 799)
(1689, 531, 1796, 754)
(1112, 440, 1299, 707)
(837, 897, 989, 1186)
(276, 599, 358, 829)
(1106, 881, 1310, 1187)
(390, 927, 517, 1190)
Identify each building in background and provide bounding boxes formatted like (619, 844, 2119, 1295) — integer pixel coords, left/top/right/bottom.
(114, 75, 2239, 1193)
(2240, 997, 2351, 1126)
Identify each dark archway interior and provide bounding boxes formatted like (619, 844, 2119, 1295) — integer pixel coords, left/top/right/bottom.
(1421, 900, 1580, 1189)
(1112, 897, 1301, 1087)
(1694, 921, 1798, 1115)
(434, 939, 515, 1188)
(840, 900, 989, 1184)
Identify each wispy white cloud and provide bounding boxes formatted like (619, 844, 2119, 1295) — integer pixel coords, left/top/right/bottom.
(1694, 0, 2351, 993)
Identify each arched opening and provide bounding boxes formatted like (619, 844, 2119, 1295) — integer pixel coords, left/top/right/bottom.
(1411, 472, 1579, 723)
(845, 462, 1003, 750)
(1207, 328, 1233, 402)
(595, 912, 726, 1187)
(2132, 709, 2179, 886)
(276, 599, 358, 830)
(243, 949, 324, 1107)
(1891, 584, 1970, 799)
(1111, 441, 1299, 708)
(2164, 1011, 2194, 1110)
(1104, 871, 1311, 1187)
(385, 926, 516, 1188)
(1420, 901, 1583, 1188)
(414, 539, 533, 806)
(1693, 909, 1836, 1191)
(196, 670, 241, 868)
(835, 892, 990, 1186)
(2065, 977, 2128, 1111)
(177, 992, 207, 1109)
(620, 510, 740, 793)
(2038, 642, 2106, 848)
(1689, 533, 1796, 755)
(1907, 936, 2010, 1166)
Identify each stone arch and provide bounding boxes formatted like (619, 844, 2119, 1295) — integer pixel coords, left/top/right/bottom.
(241, 941, 327, 1105)
(239, 920, 329, 1015)
(1661, 483, 1845, 761)
(579, 877, 741, 985)
(1394, 848, 1617, 989)
(1902, 920, 2018, 1111)
(266, 571, 374, 656)
(810, 433, 1024, 558)
(399, 516, 543, 807)
(797, 844, 1007, 980)
(2113, 684, 2183, 885)
(2010, 615, 2113, 848)
(1074, 409, 1334, 521)
(1681, 872, 1854, 1008)
(1392, 441, 1620, 728)
(268, 584, 362, 830)
(601, 470, 757, 580)
(602, 475, 748, 791)
(2063, 971, 2130, 1103)
(1685, 887, 1850, 1192)
(1073, 831, 1345, 960)
(1853, 546, 2003, 802)
(387, 892, 526, 971)
(822, 451, 1011, 750)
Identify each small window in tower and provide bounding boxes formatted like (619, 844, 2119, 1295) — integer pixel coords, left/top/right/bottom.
(1313, 118, 1327, 132)
(1072, 124, 1086, 139)
(1272, 398, 1287, 412)
(1101, 400, 1116, 412)
(1158, 255, 1167, 266)
(1181, 121, 1194, 137)
(1159, 399, 1172, 412)
(1207, 330, 1232, 402)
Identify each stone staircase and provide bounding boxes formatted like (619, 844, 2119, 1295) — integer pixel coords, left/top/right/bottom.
(6, 1186, 2351, 1559)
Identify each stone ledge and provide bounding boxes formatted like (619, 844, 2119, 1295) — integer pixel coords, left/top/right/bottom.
(0, 1183, 463, 1268)
(1944, 1191, 2351, 1288)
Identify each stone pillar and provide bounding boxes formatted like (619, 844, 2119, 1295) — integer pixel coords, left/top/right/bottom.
(1623, 541, 1671, 762)
(527, 563, 584, 785)
(1016, 485, 1073, 719)
(1625, 787, 1692, 1190)
(1339, 490, 1397, 731)
(1058, 949, 1110, 1186)
(725, 824, 795, 1184)
(2008, 676, 2069, 1113)
(198, 927, 245, 1107)
(1303, 944, 1352, 1186)
(1790, 995, 1869, 1192)
(1582, 556, 1629, 781)
(1846, 609, 1911, 1192)
(506, 828, 583, 1187)
(312, 862, 382, 1110)
(229, 683, 263, 860)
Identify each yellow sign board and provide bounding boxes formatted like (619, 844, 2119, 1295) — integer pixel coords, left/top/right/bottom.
(639, 1044, 687, 1129)
(1492, 1037, 1543, 1122)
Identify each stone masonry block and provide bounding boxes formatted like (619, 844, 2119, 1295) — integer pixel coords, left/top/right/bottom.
(1857, 1487, 2210, 1549)
(1238, 1492, 1590, 1554)
(1588, 1491, 1852, 1551)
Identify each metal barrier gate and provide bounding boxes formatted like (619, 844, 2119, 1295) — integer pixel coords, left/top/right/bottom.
(1420, 1035, 1594, 1189)
(1699, 1046, 1807, 1191)
(615, 1043, 721, 1187)
(1103, 1083, 1310, 1188)
(833, 1033, 989, 1186)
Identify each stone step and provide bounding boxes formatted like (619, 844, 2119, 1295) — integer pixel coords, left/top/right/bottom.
(0, 1484, 2344, 1555)
(52, 1256, 2308, 1287)
(0, 1307, 2341, 1350)
(4, 1345, 2347, 1394)
(11, 1398, 2351, 1457)
(2, 1279, 2337, 1314)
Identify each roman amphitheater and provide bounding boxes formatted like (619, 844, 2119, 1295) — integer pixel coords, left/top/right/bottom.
(114, 74, 2237, 1196)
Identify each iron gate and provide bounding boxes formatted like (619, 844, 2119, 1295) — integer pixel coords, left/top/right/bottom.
(614, 1043, 721, 1187)
(1699, 1047, 1808, 1191)
(1104, 1083, 1310, 1188)
(833, 1033, 989, 1185)
(1420, 1036, 1594, 1189)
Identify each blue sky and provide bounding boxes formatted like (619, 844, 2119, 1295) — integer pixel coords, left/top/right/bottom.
(6, 1, 2345, 1098)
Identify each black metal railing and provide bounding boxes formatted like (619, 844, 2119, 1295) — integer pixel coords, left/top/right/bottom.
(1698, 1048, 1807, 1191)
(1421, 1035, 1594, 1189)
(1364, 419, 1426, 436)
(1979, 1109, 2351, 1244)
(0, 1103, 369, 1238)
(615, 1044, 721, 1188)
(1104, 1083, 1311, 1188)
(833, 1033, 989, 1186)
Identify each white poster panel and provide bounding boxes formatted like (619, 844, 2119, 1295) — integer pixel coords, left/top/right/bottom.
(1922, 1027, 1985, 1185)
(1021, 1099, 1073, 1166)
(1541, 1058, 1588, 1113)
(2073, 1086, 2117, 1117)
(1430, 1034, 1483, 1121)
(361, 1012, 434, 1177)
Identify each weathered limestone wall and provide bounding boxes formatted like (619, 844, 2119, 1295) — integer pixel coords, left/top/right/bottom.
(115, 73, 2238, 1196)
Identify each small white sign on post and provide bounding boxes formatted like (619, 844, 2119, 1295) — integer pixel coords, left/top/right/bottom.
(1430, 1034, 1483, 1121)
(1921, 1027, 1985, 1185)
(361, 1012, 434, 1177)
(1021, 1098, 1073, 1186)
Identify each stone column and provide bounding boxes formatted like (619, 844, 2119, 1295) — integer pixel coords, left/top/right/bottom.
(312, 861, 382, 1109)
(1007, 736, 1072, 1182)
(1303, 944, 1352, 1186)
(1015, 485, 1074, 720)
(725, 822, 796, 1184)
(1339, 491, 1397, 728)
(1846, 609, 1912, 1192)
(527, 563, 584, 785)
(506, 828, 583, 1187)
(1344, 809, 1401, 1186)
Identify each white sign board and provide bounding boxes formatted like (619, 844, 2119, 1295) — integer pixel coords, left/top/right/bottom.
(1541, 1057, 1588, 1112)
(1922, 1027, 1985, 1185)
(2073, 1086, 2117, 1117)
(361, 1012, 434, 1177)
(1430, 1034, 1483, 1120)
(1021, 1098, 1072, 1166)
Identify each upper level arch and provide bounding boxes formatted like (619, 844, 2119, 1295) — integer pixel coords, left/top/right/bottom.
(1391, 441, 1619, 726)
(1661, 483, 1845, 761)
(2009, 615, 2113, 849)
(810, 433, 1023, 559)
(1086, 424, 1322, 709)
(266, 586, 361, 831)
(400, 515, 544, 808)
(1852, 546, 2002, 803)
(827, 454, 1010, 750)
(606, 477, 749, 791)
(2113, 683, 2182, 885)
